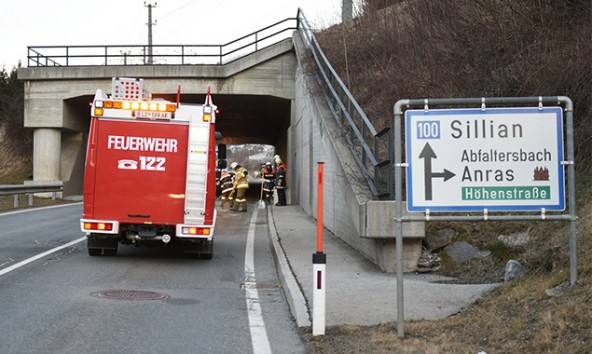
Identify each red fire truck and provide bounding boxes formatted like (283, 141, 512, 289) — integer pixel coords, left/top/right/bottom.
(80, 77, 217, 258)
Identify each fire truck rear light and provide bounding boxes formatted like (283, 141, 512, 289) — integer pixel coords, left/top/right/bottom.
(95, 100, 104, 108)
(94, 108, 104, 116)
(131, 102, 140, 110)
(166, 104, 176, 112)
(122, 101, 131, 109)
(84, 222, 113, 231)
(181, 227, 210, 235)
(103, 101, 114, 108)
(113, 101, 123, 109)
(203, 113, 212, 122)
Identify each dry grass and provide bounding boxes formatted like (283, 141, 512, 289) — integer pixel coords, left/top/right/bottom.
(302, 191, 592, 353)
(301, 1, 592, 352)
(0, 194, 73, 212)
(316, 0, 592, 157)
(304, 275, 591, 353)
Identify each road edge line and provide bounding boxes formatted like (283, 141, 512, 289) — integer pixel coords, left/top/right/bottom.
(0, 237, 85, 277)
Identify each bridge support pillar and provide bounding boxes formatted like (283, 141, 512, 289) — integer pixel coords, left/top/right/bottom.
(33, 128, 61, 182)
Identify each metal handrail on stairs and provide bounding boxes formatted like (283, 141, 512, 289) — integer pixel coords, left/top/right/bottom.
(297, 10, 393, 200)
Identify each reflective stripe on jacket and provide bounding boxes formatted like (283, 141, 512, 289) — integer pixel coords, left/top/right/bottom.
(220, 171, 235, 193)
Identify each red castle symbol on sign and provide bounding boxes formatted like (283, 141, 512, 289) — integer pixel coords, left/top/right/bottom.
(533, 167, 550, 181)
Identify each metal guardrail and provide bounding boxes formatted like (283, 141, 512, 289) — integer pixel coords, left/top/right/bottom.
(27, 17, 298, 67)
(0, 183, 63, 208)
(297, 11, 393, 199)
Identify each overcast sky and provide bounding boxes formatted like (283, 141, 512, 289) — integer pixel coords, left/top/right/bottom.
(0, 0, 348, 69)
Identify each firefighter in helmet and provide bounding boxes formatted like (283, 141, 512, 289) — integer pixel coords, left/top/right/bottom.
(230, 162, 249, 212)
(261, 161, 276, 203)
(274, 155, 287, 206)
(219, 167, 235, 209)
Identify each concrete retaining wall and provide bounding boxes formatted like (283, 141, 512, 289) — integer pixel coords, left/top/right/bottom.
(292, 34, 424, 272)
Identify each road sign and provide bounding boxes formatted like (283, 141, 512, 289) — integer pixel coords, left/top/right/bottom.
(405, 107, 565, 212)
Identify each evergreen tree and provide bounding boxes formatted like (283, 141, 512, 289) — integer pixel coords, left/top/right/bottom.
(0, 65, 31, 158)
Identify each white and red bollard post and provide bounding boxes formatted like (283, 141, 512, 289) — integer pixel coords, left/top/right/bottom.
(312, 162, 326, 336)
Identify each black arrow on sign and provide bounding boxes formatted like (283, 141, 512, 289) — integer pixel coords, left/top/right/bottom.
(419, 142, 456, 200)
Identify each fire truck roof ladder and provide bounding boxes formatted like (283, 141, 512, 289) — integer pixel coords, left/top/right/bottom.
(183, 111, 210, 225)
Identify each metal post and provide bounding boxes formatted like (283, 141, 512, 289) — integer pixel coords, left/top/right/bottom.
(342, 0, 353, 23)
(388, 132, 394, 199)
(563, 97, 577, 285)
(145, 2, 157, 65)
(312, 162, 326, 336)
(317, 163, 325, 254)
(393, 102, 405, 338)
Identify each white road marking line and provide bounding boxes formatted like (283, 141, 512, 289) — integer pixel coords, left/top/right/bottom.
(0, 237, 85, 277)
(0, 202, 82, 217)
(0, 258, 15, 267)
(245, 208, 272, 354)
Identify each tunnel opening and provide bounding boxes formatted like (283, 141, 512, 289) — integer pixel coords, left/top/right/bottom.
(60, 92, 291, 196)
(157, 93, 291, 147)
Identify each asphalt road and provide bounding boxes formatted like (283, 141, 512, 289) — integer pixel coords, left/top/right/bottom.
(0, 203, 306, 354)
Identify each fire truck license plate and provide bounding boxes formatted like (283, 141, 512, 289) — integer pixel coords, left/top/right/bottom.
(135, 111, 172, 120)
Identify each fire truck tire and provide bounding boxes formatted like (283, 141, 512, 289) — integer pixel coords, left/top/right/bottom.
(88, 247, 118, 256)
(200, 251, 213, 260)
(88, 248, 102, 256)
(200, 239, 214, 259)
(103, 248, 118, 256)
(87, 235, 118, 256)
(183, 239, 213, 259)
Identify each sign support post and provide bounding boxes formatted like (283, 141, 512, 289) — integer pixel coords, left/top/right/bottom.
(394, 106, 405, 338)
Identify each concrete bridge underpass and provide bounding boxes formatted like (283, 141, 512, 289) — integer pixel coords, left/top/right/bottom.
(18, 13, 424, 273)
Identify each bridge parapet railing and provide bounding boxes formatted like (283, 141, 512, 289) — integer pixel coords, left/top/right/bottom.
(297, 10, 393, 200)
(27, 17, 298, 67)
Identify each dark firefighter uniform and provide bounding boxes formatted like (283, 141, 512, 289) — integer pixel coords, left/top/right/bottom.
(274, 155, 287, 206)
(219, 169, 235, 209)
(261, 162, 276, 202)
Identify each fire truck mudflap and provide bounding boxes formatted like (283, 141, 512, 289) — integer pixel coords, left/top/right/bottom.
(81, 77, 217, 259)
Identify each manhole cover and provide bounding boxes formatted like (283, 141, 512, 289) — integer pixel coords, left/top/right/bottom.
(91, 289, 169, 301)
